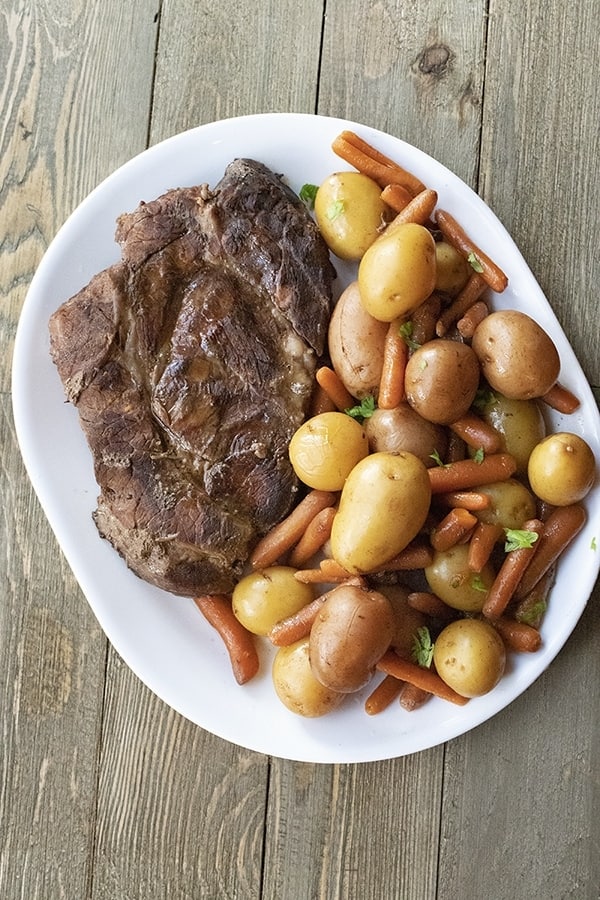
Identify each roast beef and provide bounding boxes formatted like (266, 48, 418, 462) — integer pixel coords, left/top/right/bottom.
(49, 159, 336, 596)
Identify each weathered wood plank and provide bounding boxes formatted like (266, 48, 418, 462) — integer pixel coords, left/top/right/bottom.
(149, 0, 326, 144)
(438, 0, 600, 895)
(0, 392, 107, 900)
(317, 0, 487, 187)
(0, 2, 158, 898)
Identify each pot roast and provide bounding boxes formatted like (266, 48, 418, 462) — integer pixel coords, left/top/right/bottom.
(49, 159, 336, 596)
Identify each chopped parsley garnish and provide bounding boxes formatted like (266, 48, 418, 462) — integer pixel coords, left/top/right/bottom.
(471, 574, 488, 593)
(472, 447, 485, 464)
(592, 536, 597, 551)
(504, 528, 540, 552)
(299, 183, 318, 209)
(516, 599, 547, 627)
(398, 320, 421, 351)
(467, 251, 484, 273)
(472, 387, 498, 412)
(412, 626, 434, 668)
(345, 394, 376, 422)
(430, 449, 451, 468)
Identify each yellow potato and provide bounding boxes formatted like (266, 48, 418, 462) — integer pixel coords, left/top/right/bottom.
(478, 393, 546, 475)
(232, 566, 314, 636)
(475, 479, 537, 530)
(330, 451, 431, 573)
(434, 241, 471, 296)
(528, 432, 596, 505)
(358, 223, 437, 322)
(314, 171, 390, 260)
(273, 638, 345, 717)
(433, 619, 506, 698)
(288, 411, 368, 491)
(425, 545, 495, 612)
(309, 584, 395, 692)
(327, 281, 388, 399)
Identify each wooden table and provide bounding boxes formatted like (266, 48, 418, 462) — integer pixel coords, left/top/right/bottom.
(2, 2, 599, 897)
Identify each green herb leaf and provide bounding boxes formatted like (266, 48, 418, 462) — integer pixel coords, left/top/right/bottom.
(430, 449, 451, 468)
(472, 447, 485, 464)
(299, 183, 319, 209)
(592, 536, 597, 551)
(472, 387, 498, 412)
(467, 251, 484, 273)
(345, 395, 376, 422)
(412, 626, 434, 668)
(504, 528, 540, 552)
(471, 574, 488, 593)
(327, 200, 345, 221)
(398, 320, 421, 351)
(516, 599, 547, 627)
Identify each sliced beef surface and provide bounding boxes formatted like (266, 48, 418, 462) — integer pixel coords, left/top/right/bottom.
(49, 159, 336, 595)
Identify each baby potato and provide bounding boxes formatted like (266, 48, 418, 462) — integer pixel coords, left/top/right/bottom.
(272, 638, 345, 717)
(404, 339, 481, 425)
(309, 584, 395, 692)
(478, 393, 546, 474)
(527, 432, 596, 506)
(434, 241, 471, 296)
(328, 281, 388, 398)
(433, 618, 506, 698)
(475, 479, 537, 530)
(314, 171, 390, 260)
(471, 310, 560, 399)
(330, 451, 431, 573)
(232, 566, 314, 636)
(288, 411, 368, 491)
(364, 403, 448, 467)
(358, 223, 437, 322)
(425, 545, 495, 612)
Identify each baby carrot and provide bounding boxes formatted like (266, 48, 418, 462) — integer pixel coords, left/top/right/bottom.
(194, 594, 259, 685)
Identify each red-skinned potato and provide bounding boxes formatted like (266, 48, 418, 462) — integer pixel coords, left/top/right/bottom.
(364, 403, 448, 467)
(328, 281, 388, 399)
(471, 310, 560, 399)
(309, 583, 395, 692)
(404, 339, 480, 425)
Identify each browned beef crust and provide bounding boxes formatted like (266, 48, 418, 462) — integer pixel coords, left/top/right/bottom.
(49, 159, 335, 595)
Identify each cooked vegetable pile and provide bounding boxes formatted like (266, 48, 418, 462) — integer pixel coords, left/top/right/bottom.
(194, 130, 597, 719)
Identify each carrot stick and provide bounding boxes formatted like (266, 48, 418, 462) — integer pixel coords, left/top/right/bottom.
(438, 490, 491, 511)
(310, 382, 337, 416)
(365, 674, 404, 715)
(293, 558, 355, 583)
(385, 188, 438, 228)
(430, 507, 478, 552)
(249, 490, 337, 569)
(493, 617, 542, 653)
(268, 594, 328, 646)
(380, 183, 412, 213)
(428, 453, 517, 493)
(449, 412, 502, 454)
(468, 522, 503, 572)
(513, 505, 586, 600)
(435, 209, 509, 293)
(457, 299, 489, 339)
(482, 519, 545, 620)
(399, 682, 432, 711)
(289, 506, 336, 568)
(407, 591, 455, 620)
(435, 272, 487, 337)
(378, 320, 408, 409)
(332, 130, 426, 194)
(541, 382, 581, 414)
(376, 651, 470, 706)
(193, 594, 259, 685)
(370, 540, 435, 571)
(315, 366, 355, 412)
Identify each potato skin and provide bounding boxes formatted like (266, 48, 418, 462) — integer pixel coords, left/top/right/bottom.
(328, 281, 388, 399)
(309, 584, 395, 692)
(528, 432, 596, 505)
(404, 340, 481, 425)
(330, 451, 431, 573)
(433, 618, 506, 698)
(478, 393, 546, 474)
(273, 638, 345, 717)
(314, 171, 390, 261)
(471, 310, 560, 399)
(364, 404, 448, 468)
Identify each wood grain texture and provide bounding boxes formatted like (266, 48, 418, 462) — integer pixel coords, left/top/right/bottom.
(318, 0, 487, 186)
